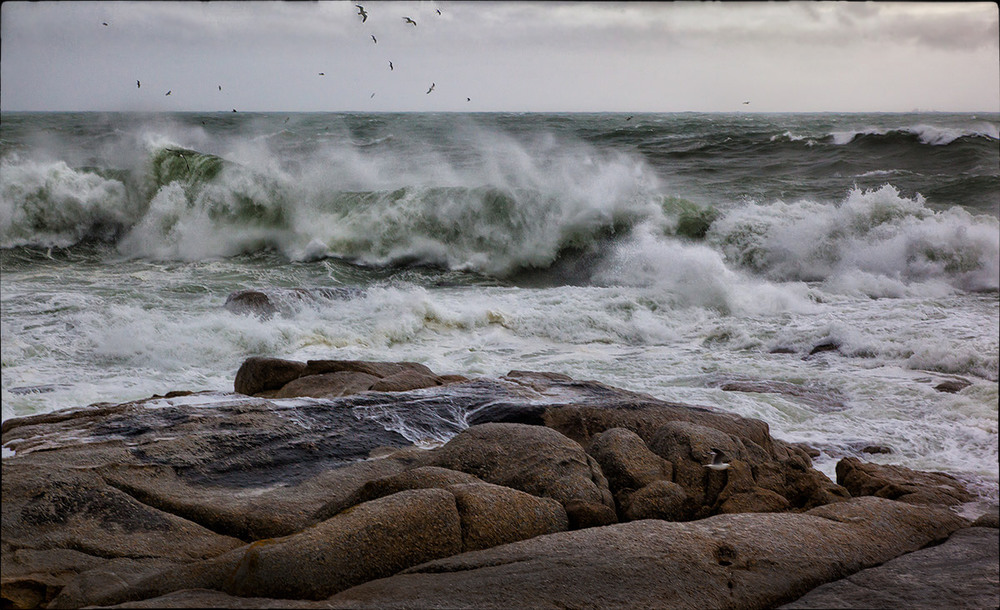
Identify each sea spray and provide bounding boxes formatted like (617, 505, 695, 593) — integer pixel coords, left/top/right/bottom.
(708, 184, 1000, 293)
(2, 111, 997, 508)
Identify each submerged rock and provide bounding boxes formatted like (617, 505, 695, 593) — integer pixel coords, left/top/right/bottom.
(934, 378, 973, 393)
(224, 288, 365, 320)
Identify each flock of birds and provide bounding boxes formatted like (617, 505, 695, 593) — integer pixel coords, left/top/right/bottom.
(108, 5, 470, 112)
(104, 12, 750, 116)
(346, 5, 466, 102)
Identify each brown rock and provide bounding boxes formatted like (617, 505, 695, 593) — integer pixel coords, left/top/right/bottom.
(368, 370, 442, 393)
(1, 465, 243, 563)
(45, 557, 180, 610)
(325, 497, 967, 609)
(303, 360, 434, 380)
(587, 427, 673, 496)
(0, 548, 106, 610)
(92, 489, 464, 605)
(429, 423, 617, 528)
(271, 371, 380, 399)
(233, 357, 307, 396)
(312, 466, 482, 522)
(780, 527, 998, 609)
(437, 374, 470, 385)
(448, 482, 568, 552)
(621, 479, 688, 521)
(646, 420, 758, 517)
(972, 510, 999, 528)
(719, 487, 792, 514)
(836, 457, 974, 506)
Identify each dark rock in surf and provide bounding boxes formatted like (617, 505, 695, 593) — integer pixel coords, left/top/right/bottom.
(235, 357, 463, 399)
(934, 378, 973, 393)
(224, 288, 365, 320)
(806, 341, 840, 356)
(718, 378, 849, 412)
(233, 356, 308, 396)
(861, 444, 893, 455)
(224, 290, 277, 320)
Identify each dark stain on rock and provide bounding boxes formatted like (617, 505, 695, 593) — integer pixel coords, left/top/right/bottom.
(21, 483, 172, 532)
(715, 544, 738, 567)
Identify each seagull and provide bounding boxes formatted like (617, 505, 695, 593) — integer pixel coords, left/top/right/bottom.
(426, 82, 435, 94)
(372, 34, 377, 44)
(356, 5, 367, 22)
(404, 16, 417, 26)
(389, 61, 393, 71)
(704, 448, 731, 471)
(165, 90, 171, 96)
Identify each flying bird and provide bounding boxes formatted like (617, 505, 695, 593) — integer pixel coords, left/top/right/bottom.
(372, 34, 377, 44)
(233, 109, 238, 113)
(102, 22, 108, 26)
(404, 17, 417, 26)
(218, 85, 222, 91)
(370, 92, 376, 98)
(136, 80, 140, 89)
(165, 90, 171, 96)
(625, 116, 633, 121)
(426, 83, 435, 94)
(743, 101, 750, 105)
(467, 97, 471, 102)
(356, 5, 367, 22)
(703, 448, 731, 471)
(319, 72, 325, 76)
(389, 61, 393, 71)
(436, 9, 441, 15)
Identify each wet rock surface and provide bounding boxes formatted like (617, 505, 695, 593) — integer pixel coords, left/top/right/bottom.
(2, 360, 992, 609)
(780, 526, 1000, 609)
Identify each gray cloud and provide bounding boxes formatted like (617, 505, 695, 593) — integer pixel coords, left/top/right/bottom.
(1, 1, 997, 112)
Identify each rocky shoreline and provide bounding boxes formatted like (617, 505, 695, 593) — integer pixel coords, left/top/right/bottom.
(2, 358, 997, 609)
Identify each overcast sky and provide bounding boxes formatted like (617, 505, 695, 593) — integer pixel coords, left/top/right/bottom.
(2, 1, 998, 113)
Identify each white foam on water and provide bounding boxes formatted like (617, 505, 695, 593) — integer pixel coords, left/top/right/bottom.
(709, 184, 1000, 294)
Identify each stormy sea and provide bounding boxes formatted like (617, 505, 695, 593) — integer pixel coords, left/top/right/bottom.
(1, 111, 998, 507)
